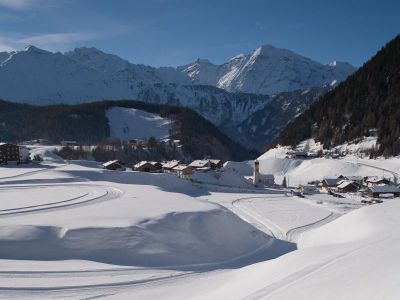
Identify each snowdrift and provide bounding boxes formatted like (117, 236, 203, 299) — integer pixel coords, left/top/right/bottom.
(0, 209, 287, 268)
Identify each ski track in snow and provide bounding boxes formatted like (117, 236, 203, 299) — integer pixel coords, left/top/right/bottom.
(231, 196, 337, 242)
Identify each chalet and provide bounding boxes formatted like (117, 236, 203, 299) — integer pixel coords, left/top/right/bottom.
(102, 160, 126, 171)
(134, 161, 162, 172)
(209, 159, 223, 170)
(0, 143, 21, 164)
(173, 164, 194, 179)
(253, 160, 274, 186)
(161, 160, 181, 173)
(369, 185, 400, 198)
(321, 178, 342, 190)
(364, 176, 391, 187)
(337, 181, 360, 193)
(343, 176, 364, 185)
(189, 160, 212, 169)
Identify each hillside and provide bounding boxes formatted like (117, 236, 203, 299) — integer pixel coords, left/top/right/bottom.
(223, 86, 329, 151)
(0, 100, 257, 161)
(280, 35, 400, 156)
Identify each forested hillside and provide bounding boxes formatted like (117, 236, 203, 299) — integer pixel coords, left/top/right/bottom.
(280, 35, 400, 156)
(0, 100, 257, 161)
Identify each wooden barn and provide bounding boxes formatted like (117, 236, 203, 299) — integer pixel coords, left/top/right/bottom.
(173, 165, 194, 179)
(134, 161, 162, 172)
(102, 160, 126, 171)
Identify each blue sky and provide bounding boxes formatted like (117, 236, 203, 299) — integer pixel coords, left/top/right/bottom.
(0, 0, 398, 67)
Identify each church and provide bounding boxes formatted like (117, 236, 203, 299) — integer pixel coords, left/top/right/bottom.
(253, 160, 275, 186)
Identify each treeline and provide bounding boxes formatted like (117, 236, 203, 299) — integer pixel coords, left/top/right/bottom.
(54, 138, 185, 164)
(0, 99, 257, 161)
(279, 35, 400, 157)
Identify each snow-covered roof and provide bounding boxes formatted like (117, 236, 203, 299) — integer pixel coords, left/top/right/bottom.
(189, 160, 211, 168)
(134, 161, 151, 168)
(102, 160, 123, 167)
(365, 176, 389, 183)
(337, 181, 357, 189)
(161, 160, 180, 169)
(323, 178, 342, 186)
(371, 185, 400, 193)
(173, 164, 191, 171)
(344, 176, 363, 181)
(209, 159, 222, 165)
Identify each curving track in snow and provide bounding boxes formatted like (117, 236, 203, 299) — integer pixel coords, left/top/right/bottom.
(231, 196, 335, 242)
(0, 184, 123, 217)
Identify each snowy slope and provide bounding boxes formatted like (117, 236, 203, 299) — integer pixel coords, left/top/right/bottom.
(106, 107, 172, 140)
(118, 200, 400, 300)
(179, 44, 356, 95)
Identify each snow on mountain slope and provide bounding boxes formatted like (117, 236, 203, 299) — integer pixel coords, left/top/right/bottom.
(0, 46, 267, 128)
(179, 44, 356, 95)
(106, 107, 172, 140)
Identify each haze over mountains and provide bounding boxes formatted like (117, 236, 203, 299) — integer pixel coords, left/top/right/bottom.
(0, 44, 355, 150)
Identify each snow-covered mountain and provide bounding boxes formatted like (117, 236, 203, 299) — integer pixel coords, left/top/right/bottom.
(0, 45, 354, 150)
(0, 46, 267, 127)
(179, 44, 356, 95)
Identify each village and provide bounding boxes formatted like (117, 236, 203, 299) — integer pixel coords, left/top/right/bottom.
(1, 141, 399, 204)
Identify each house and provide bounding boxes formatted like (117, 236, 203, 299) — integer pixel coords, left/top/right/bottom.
(134, 161, 162, 172)
(102, 160, 126, 171)
(364, 176, 391, 187)
(321, 178, 342, 190)
(343, 176, 364, 185)
(0, 143, 21, 164)
(173, 164, 194, 179)
(209, 159, 223, 169)
(369, 185, 400, 198)
(189, 160, 212, 169)
(337, 181, 360, 193)
(253, 160, 274, 185)
(161, 160, 181, 173)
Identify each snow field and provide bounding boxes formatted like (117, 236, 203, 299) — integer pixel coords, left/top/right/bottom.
(106, 107, 172, 141)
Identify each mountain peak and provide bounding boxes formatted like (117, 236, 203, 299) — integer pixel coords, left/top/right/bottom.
(23, 45, 50, 54)
(195, 58, 213, 65)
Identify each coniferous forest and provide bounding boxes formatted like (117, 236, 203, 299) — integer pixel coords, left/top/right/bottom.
(280, 35, 400, 157)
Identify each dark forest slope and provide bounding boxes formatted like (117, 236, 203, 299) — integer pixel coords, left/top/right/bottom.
(279, 35, 400, 156)
(0, 100, 258, 161)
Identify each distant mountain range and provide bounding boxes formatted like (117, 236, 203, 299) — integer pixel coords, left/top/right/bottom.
(179, 45, 355, 95)
(0, 44, 356, 151)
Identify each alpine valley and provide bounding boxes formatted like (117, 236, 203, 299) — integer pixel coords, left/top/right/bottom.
(0, 44, 355, 151)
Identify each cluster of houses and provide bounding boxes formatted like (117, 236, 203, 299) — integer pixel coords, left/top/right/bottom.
(319, 175, 400, 199)
(102, 158, 223, 179)
(0, 143, 30, 165)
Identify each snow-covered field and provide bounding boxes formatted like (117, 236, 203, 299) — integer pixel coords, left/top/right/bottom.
(0, 147, 399, 299)
(106, 107, 172, 140)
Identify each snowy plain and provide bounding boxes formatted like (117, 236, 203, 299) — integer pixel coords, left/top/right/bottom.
(0, 147, 399, 299)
